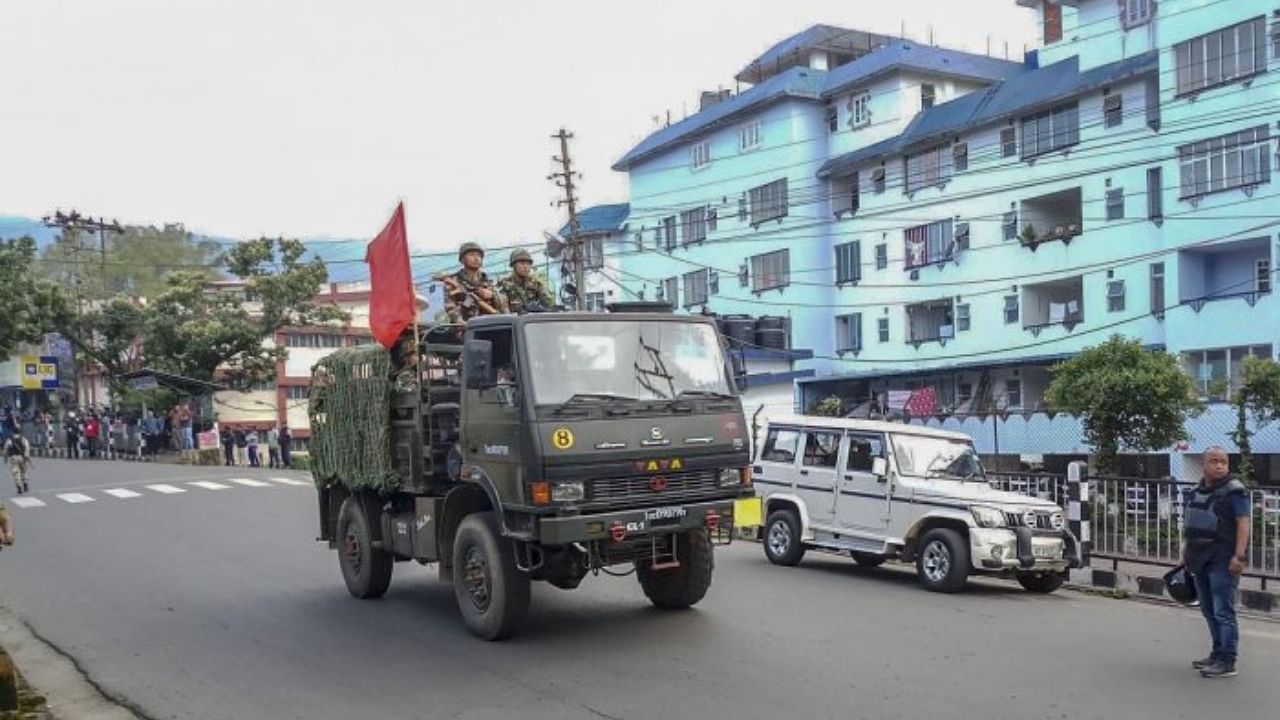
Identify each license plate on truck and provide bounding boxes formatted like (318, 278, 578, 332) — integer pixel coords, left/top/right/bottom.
(734, 498, 763, 527)
(645, 506, 688, 525)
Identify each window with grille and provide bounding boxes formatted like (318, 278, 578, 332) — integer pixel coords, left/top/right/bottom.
(286, 333, 341, 348)
(1002, 211, 1018, 241)
(1021, 102, 1079, 159)
(285, 386, 310, 400)
(1107, 280, 1126, 312)
(1121, 0, 1155, 29)
(905, 145, 952, 193)
(1178, 125, 1272, 199)
(750, 250, 790, 292)
(1004, 379, 1023, 410)
(871, 167, 886, 193)
(921, 83, 936, 110)
(1106, 188, 1125, 220)
(586, 292, 606, 312)
(953, 142, 968, 172)
(835, 241, 862, 284)
(903, 219, 954, 269)
(1150, 262, 1165, 315)
(1000, 127, 1017, 158)
(661, 216, 677, 251)
(683, 270, 709, 307)
(849, 91, 871, 128)
(1003, 295, 1019, 325)
(662, 277, 679, 306)
(836, 313, 862, 352)
(691, 141, 711, 170)
(1258, 259, 1273, 294)
(877, 317, 889, 343)
(748, 179, 789, 225)
(584, 235, 604, 269)
(680, 206, 708, 246)
(1104, 93, 1123, 128)
(875, 243, 888, 270)
(956, 303, 970, 331)
(739, 120, 763, 151)
(1147, 167, 1164, 221)
(1175, 17, 1268, 97)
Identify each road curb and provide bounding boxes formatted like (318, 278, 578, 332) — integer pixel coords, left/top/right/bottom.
(1068, 567, 1279, 617)
(0, 607, 144, 720)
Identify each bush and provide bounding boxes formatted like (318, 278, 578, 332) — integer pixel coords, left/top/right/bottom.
(288, 453, 311, 472)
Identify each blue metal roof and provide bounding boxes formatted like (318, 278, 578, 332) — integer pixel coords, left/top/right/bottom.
(819, 51, 1158, 179)
(559, 203, 630, 238)
(820, 41, 1024, 97)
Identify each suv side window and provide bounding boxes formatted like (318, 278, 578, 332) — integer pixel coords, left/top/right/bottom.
(761, 427, 801, 464)
(802, 431, 841, 468)
(846, 433, 885, 473)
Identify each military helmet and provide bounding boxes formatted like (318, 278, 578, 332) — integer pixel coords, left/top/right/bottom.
(509, 249, 534, 267)
(458, 241, 485, 262)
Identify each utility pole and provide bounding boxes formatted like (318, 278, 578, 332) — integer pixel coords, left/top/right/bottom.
(549, 128, 585, 311)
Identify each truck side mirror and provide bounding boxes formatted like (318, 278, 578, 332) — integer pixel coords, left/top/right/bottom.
(871, 457, 888, 479)
(464, 339, 494, 389)
(729, 352, 747, 393)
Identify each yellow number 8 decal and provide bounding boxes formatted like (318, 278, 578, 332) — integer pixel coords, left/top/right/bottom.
(551, 428, 575, 450)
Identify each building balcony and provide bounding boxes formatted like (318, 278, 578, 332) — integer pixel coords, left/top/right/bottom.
(1022, 276, 1083, 335)
(1177, 236, 1272, 311)
(1017, 187, 1083, 250)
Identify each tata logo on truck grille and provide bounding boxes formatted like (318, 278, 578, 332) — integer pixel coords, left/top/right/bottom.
(633, 458, 684, 473)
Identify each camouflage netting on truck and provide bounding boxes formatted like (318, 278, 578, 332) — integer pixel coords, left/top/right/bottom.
(308, 346, 401, 493)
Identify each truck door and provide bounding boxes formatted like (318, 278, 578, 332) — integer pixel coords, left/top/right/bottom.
(463, 327, 524, 494)
(798, 428, 841, 529)
(836, 431, 890, 536)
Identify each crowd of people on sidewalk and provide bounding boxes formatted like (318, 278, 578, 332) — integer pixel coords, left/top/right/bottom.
(218, 424, 294, 468)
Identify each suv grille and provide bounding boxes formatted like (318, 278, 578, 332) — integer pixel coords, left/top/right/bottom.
(1004, 510, 1063, 533)
(589, 470, 721, 505)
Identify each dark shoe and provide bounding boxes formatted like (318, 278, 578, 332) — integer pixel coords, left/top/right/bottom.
(1192, 655, 1216, 670)
(22, 481, 29, 494)
(1200, 661, 1237, 678)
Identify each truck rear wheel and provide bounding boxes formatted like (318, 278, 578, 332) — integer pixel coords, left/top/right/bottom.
(337, 496, 393, 599)
(636, 529, 714, 610)
(452, 513, 530, 641)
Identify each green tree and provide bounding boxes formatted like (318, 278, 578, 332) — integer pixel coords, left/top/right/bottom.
(1229, 355, 1280, 485)
(0, 236, 73, 358)
(1046, 335, 1201, 475)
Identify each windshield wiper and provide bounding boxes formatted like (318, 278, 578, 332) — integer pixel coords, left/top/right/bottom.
(550, 393, 636, 415)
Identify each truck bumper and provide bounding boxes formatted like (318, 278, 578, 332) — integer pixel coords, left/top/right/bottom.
(537, 497, 760, 545)
(970, 527, 1075, 572)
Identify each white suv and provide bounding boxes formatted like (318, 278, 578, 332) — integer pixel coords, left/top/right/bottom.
(753, 415, 1082, 593)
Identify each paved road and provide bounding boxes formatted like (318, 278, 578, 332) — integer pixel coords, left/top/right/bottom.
(1, 460, 1277, 720)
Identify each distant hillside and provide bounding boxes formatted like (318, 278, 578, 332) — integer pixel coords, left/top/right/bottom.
(0, 216, 60, 248)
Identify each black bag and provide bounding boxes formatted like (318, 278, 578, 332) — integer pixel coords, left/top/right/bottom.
(1163, 565, 1199, 606)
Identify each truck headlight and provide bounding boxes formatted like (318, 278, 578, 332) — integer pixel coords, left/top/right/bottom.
(971, 505, 1007, 528)
(718, 468, 742, 487)
(551, 481, 585, 502)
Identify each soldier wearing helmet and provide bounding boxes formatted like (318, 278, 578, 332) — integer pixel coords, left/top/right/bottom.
(498, 248, 554, 314)
(441, 241, 507, 325)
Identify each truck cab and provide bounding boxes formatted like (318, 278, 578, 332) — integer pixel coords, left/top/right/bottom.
(752, 415, 1081, 593)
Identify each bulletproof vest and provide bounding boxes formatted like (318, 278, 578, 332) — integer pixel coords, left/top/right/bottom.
(5, 438, 24, 457)
(1184, 479, 1245, 545)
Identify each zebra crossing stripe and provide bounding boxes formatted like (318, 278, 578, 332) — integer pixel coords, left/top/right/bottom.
(56, 493, 95, 504)
(146, 484, 186, 494)
(103, 488, 143, 499)
(269, 477, 311, 486)
(11, 497, 46, 508)
(230, 478, 271, 487)
(189, 481, 230, 491)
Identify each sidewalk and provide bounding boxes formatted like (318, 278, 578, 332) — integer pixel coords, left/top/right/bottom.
(0, 646, 50, 719)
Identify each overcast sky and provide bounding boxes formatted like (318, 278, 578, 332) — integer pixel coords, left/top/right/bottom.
(0, 0, 1036, 254)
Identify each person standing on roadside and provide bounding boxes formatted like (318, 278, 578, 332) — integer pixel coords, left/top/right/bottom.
(220, 426, 235, 467)
(4, 433, 31, 494)
(266, 425, 280, 469)
(278, 425, 292, 469)
(64, 413, 80, 459)
(233, 427, 248, 467)
(1183, 446, 1251, 678)
(246, 427, 260, 468)
(84, 413, 101, 459)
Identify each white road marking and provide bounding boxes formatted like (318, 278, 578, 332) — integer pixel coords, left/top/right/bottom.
(146, 484, 186, 494)
(229, 478, 271, 487)
(10, 497, 46, 508)
(103, 488, 142, 499)
(269, 477, 310, 486)
(56, 493, 95, 504)
(189, 481, 230, 491)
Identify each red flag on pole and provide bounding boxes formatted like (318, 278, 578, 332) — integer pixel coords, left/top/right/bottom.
(365, 203, 416, 349)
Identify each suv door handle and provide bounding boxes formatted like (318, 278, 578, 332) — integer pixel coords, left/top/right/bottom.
(844, 474, 854, 480)
(799, 469, 809, 476)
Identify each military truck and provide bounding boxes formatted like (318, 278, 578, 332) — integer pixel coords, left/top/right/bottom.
(307, 304, 760, 640)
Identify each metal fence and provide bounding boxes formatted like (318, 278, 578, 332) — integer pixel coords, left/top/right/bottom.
(990, 470, 1280, 586)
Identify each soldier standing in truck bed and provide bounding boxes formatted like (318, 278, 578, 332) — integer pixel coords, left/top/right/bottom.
(497, 249, 554, 315)
(443, 242, 507, 325)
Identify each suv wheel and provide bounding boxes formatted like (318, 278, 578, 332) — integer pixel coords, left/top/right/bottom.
(1017, 571, 1065, 594)
(915, 528, 969, 593)
(763, 509, 805, 566)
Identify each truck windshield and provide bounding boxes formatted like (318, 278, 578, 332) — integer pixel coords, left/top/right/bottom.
(524, 320, 732, 405)
(891, 434, 985, 480)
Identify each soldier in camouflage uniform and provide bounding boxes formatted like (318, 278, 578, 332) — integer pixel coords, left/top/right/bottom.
(497, 249, 554, 314)
(443, 241, 507, 325)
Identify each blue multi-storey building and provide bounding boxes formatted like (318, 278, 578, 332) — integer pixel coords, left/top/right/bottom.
(594, 1, 1280, 480)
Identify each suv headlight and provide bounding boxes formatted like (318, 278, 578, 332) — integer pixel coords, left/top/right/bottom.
(971, 505, 1007, 528)
(1050, 511, 1065, 531)
(718, 468, 743, 487)
(551, 481, 585, 503)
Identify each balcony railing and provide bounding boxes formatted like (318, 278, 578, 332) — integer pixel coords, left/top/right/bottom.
(1183, 289, 1271, 313)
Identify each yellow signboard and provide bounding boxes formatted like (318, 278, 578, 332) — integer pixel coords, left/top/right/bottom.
(20, 356, 59, 390)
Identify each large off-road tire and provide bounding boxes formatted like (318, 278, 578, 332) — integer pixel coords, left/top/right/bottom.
(915, 528, 970, 593)
(1017, 571, 1066, 594)
(452, 513, 531, 641)
(762, 509, 806, 566)
(337, 496, 393, 599)
(636, 529, 715, 610)
(850, 551, 886, 567)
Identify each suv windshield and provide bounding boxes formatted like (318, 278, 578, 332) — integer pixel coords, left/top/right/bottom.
(891, 434, 985, 479)
(524, 320, 731, 405)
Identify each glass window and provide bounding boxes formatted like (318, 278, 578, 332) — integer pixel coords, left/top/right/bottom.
(849, 92, 871, 128)
(836, 313, 862, 352)
(1147, 167, 1163, 220)
(905, 145, 952, 193)
(877, 317, 890, 343)
(1000, 128, 1017, 158)
(691, 141, 711, 170)
(1178, 125, 1271, 199)
(739, 120, 763, 151)
(835, 241, 861, 284)
(585, 292, 606, 312)
(1005, 379, 1023, 409)
(903, 219, 954, 269)
(1021, 103, 1079, 159)
(748, 178, 789, 225)
(1150, 262, 1166, 315)
(762, 427, 801, 464)
(1104, 93, 1123, 128)
(875, 243, 888, 270)
(682, 270, 708, 307)
(750, 250, 790, 292)
(1003, 211, 1018, 241)
(802, 431, 841, 468)
(921, 83, 936, 110)
(826, 106, 838, 134)
(956, 303, 970, 331)
(680, 206, 708, 246)
(1106, 188, 1125, 220)
(1107, 280, 1126, 312)
(1175, 18, 1268, 96)
(846, 434, 885, 473)
(1004, 295, 1019, 324)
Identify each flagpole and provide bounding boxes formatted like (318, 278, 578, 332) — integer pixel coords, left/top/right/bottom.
(401, 199, 421, 366)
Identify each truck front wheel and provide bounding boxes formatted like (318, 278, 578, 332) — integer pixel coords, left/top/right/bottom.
(452, 513, 531, 641)
(636, 529, 714, 610)
(337, 496, 393, 599)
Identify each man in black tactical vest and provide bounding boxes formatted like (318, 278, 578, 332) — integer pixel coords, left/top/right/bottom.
(1182, 446, 1251, 678)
